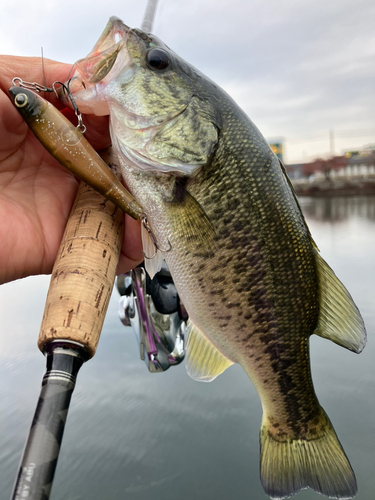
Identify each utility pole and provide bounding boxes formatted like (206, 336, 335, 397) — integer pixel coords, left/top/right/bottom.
(330, 129, 335, 156)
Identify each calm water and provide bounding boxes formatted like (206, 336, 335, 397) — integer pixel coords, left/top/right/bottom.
(1, 196, 374, 500)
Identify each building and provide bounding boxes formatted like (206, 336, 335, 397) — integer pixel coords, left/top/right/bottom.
(285, 149, 375, 181)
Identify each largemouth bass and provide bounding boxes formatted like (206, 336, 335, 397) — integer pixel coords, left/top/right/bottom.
(66, 17, 366, 499)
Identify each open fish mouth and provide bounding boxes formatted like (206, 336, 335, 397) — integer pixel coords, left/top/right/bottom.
(61, 17, 130, 115)
(62, 17, 199, 174)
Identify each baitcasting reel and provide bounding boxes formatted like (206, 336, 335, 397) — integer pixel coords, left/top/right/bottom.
(117, 262, 188, 372)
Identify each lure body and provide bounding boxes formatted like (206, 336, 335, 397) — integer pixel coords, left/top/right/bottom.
(8, 86, 143, 220)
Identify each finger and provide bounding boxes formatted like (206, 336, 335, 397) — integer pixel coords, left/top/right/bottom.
(117, 214, 143, 274)
(82, 114, 111, 150)
(0, 56, 71, 108)
(0, 89, 28, 159)
(0, 56, 111, 150)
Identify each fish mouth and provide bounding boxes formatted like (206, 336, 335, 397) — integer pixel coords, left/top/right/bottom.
(60, 17, 130, 114)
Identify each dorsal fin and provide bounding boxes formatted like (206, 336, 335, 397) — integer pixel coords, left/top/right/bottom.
(185, 321, 233, 382)
(314, 252, 366, 353)
(278, 158, 319, 251)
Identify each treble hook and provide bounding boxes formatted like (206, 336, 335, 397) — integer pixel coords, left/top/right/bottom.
(141, 215, 171, 259)
(52, 80, 87, 134)
(12, 77, 87, 134)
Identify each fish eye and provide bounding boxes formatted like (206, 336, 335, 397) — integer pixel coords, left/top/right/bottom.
(146, 48, 170, 71)
(14, 93, 28, 108)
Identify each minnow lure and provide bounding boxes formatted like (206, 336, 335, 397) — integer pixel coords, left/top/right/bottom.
(8, 84, 143, 220)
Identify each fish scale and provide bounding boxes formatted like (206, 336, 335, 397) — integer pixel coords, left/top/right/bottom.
(183, 122, 320, 423)
(66, 17, 366, 499)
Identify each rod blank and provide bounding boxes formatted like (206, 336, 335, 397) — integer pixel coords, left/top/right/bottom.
(141, 0, 159, 32)
(11, 342, 87, 500)
(12, 150, 125, 499)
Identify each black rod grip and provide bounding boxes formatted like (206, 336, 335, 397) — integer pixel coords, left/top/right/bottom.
(11, 342, 87, 500)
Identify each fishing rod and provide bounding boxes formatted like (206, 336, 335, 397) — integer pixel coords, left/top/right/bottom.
(141, 0, 159, 32)
(10, 148, 124, 500)
(9, 3, 160, 498)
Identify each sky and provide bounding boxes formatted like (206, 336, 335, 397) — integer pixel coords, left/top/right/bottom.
(1, 0, 374, 164)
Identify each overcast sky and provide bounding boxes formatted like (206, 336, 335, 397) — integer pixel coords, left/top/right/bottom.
(1, 0, 374, 163)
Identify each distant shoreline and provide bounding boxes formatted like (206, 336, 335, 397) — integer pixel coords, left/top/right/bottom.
(292, 176, 375, 197)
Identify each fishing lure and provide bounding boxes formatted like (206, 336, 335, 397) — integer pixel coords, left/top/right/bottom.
(9, 81, 143, 220)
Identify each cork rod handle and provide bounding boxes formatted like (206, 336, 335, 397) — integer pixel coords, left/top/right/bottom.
(38, 149, 124, 358)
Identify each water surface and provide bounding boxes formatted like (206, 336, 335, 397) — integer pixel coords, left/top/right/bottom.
(0, 196, 374, 500)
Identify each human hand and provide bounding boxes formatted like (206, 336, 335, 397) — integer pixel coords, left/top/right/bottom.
(0, 55, 143, 285)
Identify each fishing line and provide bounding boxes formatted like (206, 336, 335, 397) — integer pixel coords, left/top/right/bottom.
(41, 48, 46, 88)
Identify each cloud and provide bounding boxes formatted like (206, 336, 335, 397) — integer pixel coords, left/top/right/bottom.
(1, 0, 374, 162)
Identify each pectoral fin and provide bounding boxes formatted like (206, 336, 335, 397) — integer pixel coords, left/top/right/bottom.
(168, 182, 216, 250)
(314, 252, 366, 353)
(185, 321, 233, 382)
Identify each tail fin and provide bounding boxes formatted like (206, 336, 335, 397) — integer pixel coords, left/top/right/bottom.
(260, 412, 357, 499)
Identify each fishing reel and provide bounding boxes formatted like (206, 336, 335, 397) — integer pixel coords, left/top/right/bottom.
(117, 262, 188, 372)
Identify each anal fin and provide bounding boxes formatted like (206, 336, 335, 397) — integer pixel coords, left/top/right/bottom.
(314, 252, 366, 353)
(185, 321, 233, 382)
